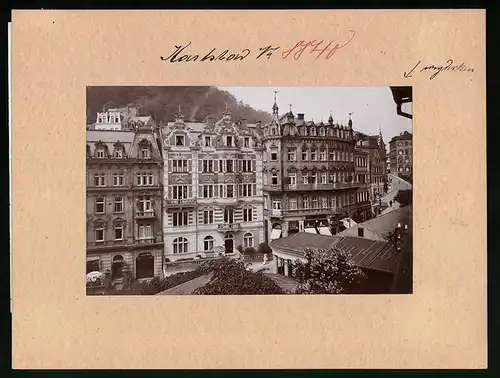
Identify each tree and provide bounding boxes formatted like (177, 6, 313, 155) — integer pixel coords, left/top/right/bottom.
(257, 243, 272, 255)
(292, 246, 367, 294)
(193, 257, 284, 295)
(394, 189, 412, 207)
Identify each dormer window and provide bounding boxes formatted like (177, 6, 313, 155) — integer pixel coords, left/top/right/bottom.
(114, 148, 123, 159)
(96, 148, 105, 158)
(175, 135, 185, 146)
(311, 127, 316, 136)
(204, 136, 211, 147)
(141, 147, 151, 159)
(226, 136, 233, 147)
(244, 137, 250, 147)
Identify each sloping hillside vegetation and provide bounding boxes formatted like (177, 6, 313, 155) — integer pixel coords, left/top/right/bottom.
(86, 86, 272, 124)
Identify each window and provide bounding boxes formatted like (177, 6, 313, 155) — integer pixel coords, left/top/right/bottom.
(244, 137, 250, 147)
(172, 211, 189, 227)
(141, 147, 151, 159)
(224, 209, 234, 223)
(95, 197, 105, 214)
(272, 201, 281, 210)
(289, 173, 296, 186)
(312, 197, 318, 208)
(289, 199, 297, 210)
(398, 167, 403, 172)
(114, 224, 123, 240)
(138, 196, 152, 212)
(226, 184, 234, 198)
(321, 197, 328, 208)
(330, 196, 337, 208)
(287, 148, 296, 161)
(320, 172, 327, 184)
(329, 151, 335, 161)
(242, 160, 252, 172)
(172, 185, 189, 199)
(203, 210, 214, 224)
(173, 159, 188, 172)
(243, 207, 253, 222)
(137, 173, 154, 186)
(243, 233, 254, 248)
(173, 237, 188, 254)
(303, 198, 309, 209)
(113, 197, 124, 213)
(226, 136, 233, 147)
(270, 150, 278, 161)
(310, 150, 317, 161)
(204, 136, 211, 147)
(175, 135, 185, 146)
(241, 184, 252, 197)
(302, 173, 308, 185)
(311, 172, 317, 184)
(204, 236, 214, 251)
(95, 226, 104, 242)
(310, 127, 316, 136)
(301, 150, 308, 161)
(358, 228, 364, 237)
(319, 128, 325, 136)
(271, 173, 278, 185)
(320, 150, 326, 161)
(94, 173, 106, 187)
(96, 148, 105, 158)
(203, 159, 213, 173)
(203, 185, 214, 198)
(112, 173, 124, 187)
(226, 160, 234, 172)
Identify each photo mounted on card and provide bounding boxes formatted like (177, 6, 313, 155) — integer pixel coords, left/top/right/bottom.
(11, 10, 486, 369)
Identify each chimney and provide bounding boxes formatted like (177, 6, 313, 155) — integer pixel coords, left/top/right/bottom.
(205, 115, 215, 126)
(240, 118, 247, 127)
(297, 113, 305, 120)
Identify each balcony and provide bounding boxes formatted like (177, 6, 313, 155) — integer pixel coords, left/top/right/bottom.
(283, 208, 333, 216)
(264, 209, 283, 218)
(164, 198, 197, 208)
(135, 210, 156, 219)
(135, 236, 157, 244)
(284, 182, 360, 191)
(263, 184, 282, 192)
(217, 223, 241, 232)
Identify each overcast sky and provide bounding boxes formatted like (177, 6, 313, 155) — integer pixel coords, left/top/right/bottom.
(218, 86, 412, 144)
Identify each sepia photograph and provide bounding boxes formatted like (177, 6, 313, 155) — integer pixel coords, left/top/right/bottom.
(86, 86, 413, 296)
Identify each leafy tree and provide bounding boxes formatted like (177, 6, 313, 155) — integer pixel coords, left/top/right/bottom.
(257, 243, 272, 255)
(292, 247, 367, 294)
(243, 247, 257, 255)
(193, 258, 284, 295)
(394, 189, 412, 207)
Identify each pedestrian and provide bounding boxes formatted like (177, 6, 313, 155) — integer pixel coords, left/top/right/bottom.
(389, 200, 393, 207)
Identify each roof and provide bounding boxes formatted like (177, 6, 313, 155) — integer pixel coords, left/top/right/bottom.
(86, 130, 135, 143)
(337, 206, 412, 241)
(389, 131, 413, 143)
(270, 232, 399, 273)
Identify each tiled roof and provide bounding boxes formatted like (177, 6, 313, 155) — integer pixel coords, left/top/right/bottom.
(270, 232, 399, 273)
(86, 130, 135, 143)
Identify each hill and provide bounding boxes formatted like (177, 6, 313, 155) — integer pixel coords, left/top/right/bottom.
(86, 86, 273, 124)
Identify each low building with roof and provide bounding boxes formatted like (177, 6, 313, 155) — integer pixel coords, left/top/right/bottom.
(269, 232, 400, 293)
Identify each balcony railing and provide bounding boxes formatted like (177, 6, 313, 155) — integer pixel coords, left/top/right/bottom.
(284, 182, 361, 191)
(135, 210, 156, 219)
(135, 236, 156, 244)
(263, 184, 282, 192)
(164, 198, 197, 207)
(217, 223, 241, 232)
(264, 209, 283, 217)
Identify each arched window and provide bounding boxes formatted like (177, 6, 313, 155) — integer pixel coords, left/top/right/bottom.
(243, 232, 254, 248)
(173, 237, 188, 254)
(204, 236, 214, 251)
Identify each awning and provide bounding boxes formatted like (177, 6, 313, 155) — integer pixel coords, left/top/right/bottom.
(304, 227, 318, 234)
(270, 229, 282, 240)
(341, 218, 357, 229)
(318, 227, 332, 236)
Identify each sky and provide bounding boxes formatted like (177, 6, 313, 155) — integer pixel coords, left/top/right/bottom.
(218, 86, 412, 145)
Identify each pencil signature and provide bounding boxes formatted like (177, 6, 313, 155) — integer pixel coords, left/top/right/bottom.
(404, 59, 475, 80)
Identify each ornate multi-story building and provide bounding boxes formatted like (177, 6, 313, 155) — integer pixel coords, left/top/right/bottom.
(262, 96, 370, 240)
(86, 105, 164, 286)
(160, 106, 265, 266)
(355, 131, 388, 216)
(389, 131, 412, 181)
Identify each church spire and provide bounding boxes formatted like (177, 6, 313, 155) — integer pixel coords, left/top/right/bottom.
(378, 125, 384, 147)
(272, 90, 279, 115)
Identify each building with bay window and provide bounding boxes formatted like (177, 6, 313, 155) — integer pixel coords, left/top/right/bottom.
(86, 105, 164, 287)
(262, 95, 368, 241)
(389, 131, 412, 181)
(161, 106, 264, 265)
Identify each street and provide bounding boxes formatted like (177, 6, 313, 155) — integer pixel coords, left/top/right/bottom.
(381, 174, 412, 215)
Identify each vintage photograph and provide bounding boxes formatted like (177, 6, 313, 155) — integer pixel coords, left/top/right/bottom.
(86, 86, 413, 296)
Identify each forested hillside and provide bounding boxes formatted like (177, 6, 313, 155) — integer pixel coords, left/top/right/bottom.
(86, 86, 272, 124)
